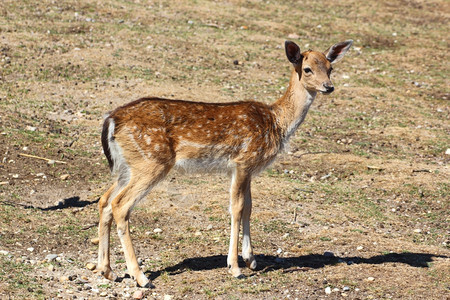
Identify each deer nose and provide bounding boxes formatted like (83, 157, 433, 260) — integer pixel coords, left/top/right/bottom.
(323, 83, 334, 93)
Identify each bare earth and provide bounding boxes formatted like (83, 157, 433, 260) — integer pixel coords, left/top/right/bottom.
(0, 0, 449, 299)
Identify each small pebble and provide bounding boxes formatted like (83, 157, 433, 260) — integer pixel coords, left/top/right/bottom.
(60, 174, 70, 180)
(45, 254, 58, 262)
(91, 237, 99, 245)
(343, 286, 350, 291)
(99, 292, 108, 297)
(48, 264, 55, 271)
(0, 250, 9, 255)
(287, 33, 300, 39)
(164, 295, 173, 300)
(367, 277, 375, 281)
(27, 247, 34, 252)
(59, 276, 69, 283)
(133, 290, 144, 299)
(356, 246, 363, 250)
(206, 224, 213, 230)
(86, 263, 96, 270)
(413, 229, 422, 233)
(325, 286, 332, 294)
(153, 228, 162, 233)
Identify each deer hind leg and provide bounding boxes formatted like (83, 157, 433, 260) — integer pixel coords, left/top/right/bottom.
(227, 168, 251, 278)
(111, 163, 171, 288)
(241, 183, 256, 270)
(97, 182, 118, 281)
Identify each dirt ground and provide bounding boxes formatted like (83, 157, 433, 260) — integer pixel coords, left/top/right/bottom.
(0, 0, 449, 299)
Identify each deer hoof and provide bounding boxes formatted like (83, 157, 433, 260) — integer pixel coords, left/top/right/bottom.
(136, 272, 151, 288)
(246, 259, 257, 270)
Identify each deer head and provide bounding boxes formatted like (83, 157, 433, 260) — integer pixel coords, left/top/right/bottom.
(285, 40, 353, 94)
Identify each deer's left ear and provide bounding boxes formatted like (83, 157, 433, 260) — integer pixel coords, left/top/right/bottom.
(285, 41, 302, 65)
(324, 40, 353, 64)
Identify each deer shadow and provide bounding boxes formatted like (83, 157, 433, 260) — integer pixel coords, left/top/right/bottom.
(145, 252, 447, 281)
(1, 196, 98, 211)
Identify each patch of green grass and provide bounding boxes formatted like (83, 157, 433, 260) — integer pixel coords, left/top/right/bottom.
(159, 271, 170, 283)
(149, 234, 163, 240)
(263, 219, 290, 234)
(208, 216, 224, 222)
(0, 256, 44, 298)
(180, 285, 193, 294)
(36, 225, 50, 235)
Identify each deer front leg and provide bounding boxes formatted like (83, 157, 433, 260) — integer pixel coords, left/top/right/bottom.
(228, 205, 243, 277)
(227, 169, 251, 278)
(242, 186, 256, 270)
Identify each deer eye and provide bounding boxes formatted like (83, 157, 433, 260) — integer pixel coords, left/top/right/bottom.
(303, 67, 312, 74)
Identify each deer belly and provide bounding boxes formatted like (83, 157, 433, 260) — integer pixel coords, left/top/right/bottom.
(174, 156, 234, 173)
(174, 140, 235, 173)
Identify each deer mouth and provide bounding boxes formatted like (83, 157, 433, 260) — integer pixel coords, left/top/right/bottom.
(320, 90, 334, 95)
(320, 86, 335, 95)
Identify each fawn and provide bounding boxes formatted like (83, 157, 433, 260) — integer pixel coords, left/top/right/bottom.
(96, 39, 353, 287)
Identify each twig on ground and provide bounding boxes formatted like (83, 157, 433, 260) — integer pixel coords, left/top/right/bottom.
(19, 153, 67, 164)
(293, 151, 335, 158)
(0, 200, 33, 208)
(82, 224, 97, 230)
(204, 23, 220, 28)
(412, 169, 432, 173)
(294, 187, 313, 193)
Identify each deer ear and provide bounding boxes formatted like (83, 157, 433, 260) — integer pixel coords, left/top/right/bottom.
(324, 40, 353, 64)
(285, 41, 302, 65)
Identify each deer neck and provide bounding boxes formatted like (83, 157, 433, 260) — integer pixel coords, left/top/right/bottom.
(271, 69, 317, 143)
